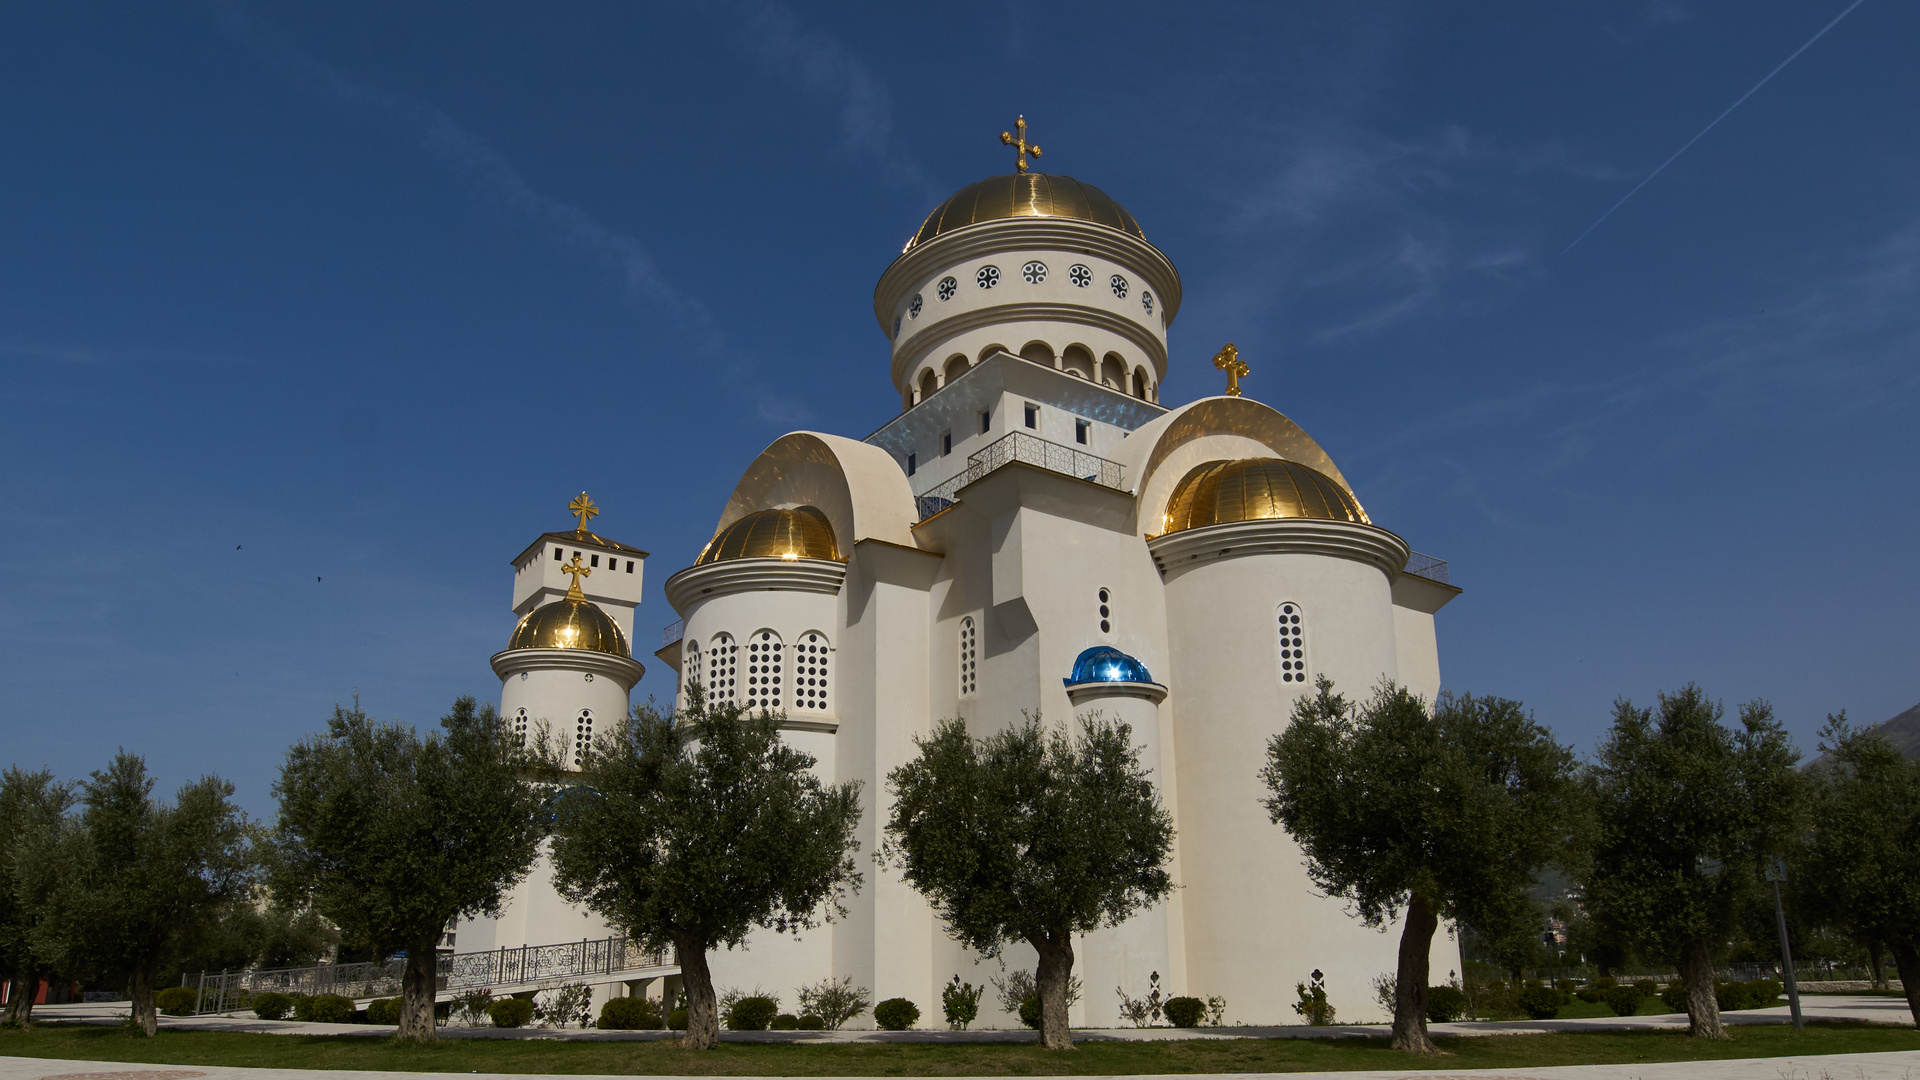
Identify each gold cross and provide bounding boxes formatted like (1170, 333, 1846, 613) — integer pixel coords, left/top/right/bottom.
(559, 553, 592, 600)
(1213, 343, 1250, 397)
(568, 492, 598, 533)
(1000, 116, 1041, 174)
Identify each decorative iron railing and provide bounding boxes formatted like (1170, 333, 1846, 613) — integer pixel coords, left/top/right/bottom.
(916, 431, 1126, 521)
(661, 618, 684, 648)
(1404, 552, 1450, 585)
(185, 936, 673, 1015)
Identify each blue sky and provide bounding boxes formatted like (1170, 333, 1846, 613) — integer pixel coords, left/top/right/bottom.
(3, 1, 1915, 815)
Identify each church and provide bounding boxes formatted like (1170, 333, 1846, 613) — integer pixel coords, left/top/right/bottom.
(457, 120, 1463, 1027)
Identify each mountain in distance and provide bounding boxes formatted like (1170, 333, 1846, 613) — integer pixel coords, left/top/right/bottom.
(1863, 702, 1920, 758)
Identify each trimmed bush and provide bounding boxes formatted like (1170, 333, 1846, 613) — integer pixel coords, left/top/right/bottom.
(489, 997, 535, 1028)
(873, 997, 920, 1031)
(1659, 983, 1688, 1013)
(1591, 976, 1618, 991)
(364, 998, 401, 1025)
(1602, 985, 1644, 1016)
(155, 987, 197, 1017)
(725, 994, 780, 1031)
(252, 992, 294, 1021)
(597, 996, 663, 1030)
(1163, 996, 1205, 1028)
(667, 1007, 688, 1030)
(1426, 985, 1467, 1023)
(1632, 979, 1658, 998)
(796, 1014, 824, 1030)
(769, 1013, 800, 1030)
(1516, 983, 1561, 1020)
(306, 994, 353, 1024)
(1716, 979, 1782, 1012)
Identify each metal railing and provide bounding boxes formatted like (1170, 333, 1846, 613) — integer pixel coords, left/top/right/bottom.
(916, 431, 1126, 521)
(187, 936, 674, 1015)
(661, 619, 684, 648)
(1404, 552, 1450, 585)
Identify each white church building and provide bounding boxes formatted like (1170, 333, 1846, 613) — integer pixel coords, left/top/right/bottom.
(460, 140, 1463, 1027)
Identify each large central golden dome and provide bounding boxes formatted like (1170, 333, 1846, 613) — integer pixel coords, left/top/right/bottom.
(1163, 458, 1370, 534)
(904, 173, 1144, 252)
(509, 598, 630, 657)
(696, 506, 842, 565)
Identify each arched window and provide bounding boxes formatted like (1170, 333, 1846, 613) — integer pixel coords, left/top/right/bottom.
(708, 633, 738, 702)
(745, 630, 784, 711)
(1061, 344, 1095, 381)
(1100, 353, 1127, 389)
(1098, 588, 1113, 635)
(513, 707, 528, 747)
(1132, 368, 1149, 400)
(574, 709, 593, 766)
(1278, 603, 1309, 684)
(944, 354, 970, 383)
(793, 631, 832, 712)
(1019, 340, 1055, 367)
(959, 617, 978, 697)
(918, 368, 939, 401)
(977, 343, 1008, 364)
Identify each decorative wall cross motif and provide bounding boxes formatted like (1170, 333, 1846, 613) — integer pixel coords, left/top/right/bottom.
(1000, 116, 1042, 174)
(1212, 343, 1249, 397)
(568, 492, 598, 532)
(559, 554, 593, 599)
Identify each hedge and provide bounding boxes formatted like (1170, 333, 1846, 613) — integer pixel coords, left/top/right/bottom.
(598, 996, 663, 1030)
(1163, 996, 1205, 1028)
(252, 992, 293, 1021)
(489, 997, 535, 1028)
(873, 997, 919, 1030)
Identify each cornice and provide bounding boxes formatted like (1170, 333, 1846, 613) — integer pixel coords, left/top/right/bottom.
(891, 302, 1168, 389)
(1146, 518, 1412, 583)
(662, 558, 847, 615)
(489, 648, 645, 688)
(1065, 680, 1169, 707)
(874, 218, 1182, 332)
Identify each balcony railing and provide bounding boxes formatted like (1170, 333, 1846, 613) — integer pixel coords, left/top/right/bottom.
(1404, 552, 1450, 585)
(916, 431, 1126, 520)
(661, 618, 684, 648)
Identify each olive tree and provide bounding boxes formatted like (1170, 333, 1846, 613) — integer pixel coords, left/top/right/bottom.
(884, 714, 1174, 1051)
(1579, 686, 1799, 1040)
(547, 686, 864, 1050)
(0, 768, 74, 1026)
(272, 697, 546, 1043)
(1263, 679, 1582, 1053)
(27, 753, 253, 1036)
(1799, 712, 1920, 1027)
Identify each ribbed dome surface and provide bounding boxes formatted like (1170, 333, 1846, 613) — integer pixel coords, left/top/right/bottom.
(1064, 646, 1155, 687)
(1162, 458, 1369, 533)
(696, 506, 842, 565)
(509, 599, 630, 657)
(905, 173, 1144, 252)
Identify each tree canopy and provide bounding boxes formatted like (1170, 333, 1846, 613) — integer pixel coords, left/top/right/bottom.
(1578, 685, 1799, 1040)
(1263, 679, 1581, 1053)
(1799, 712, 1920, 1026)
(0, 767, 74, 1026)
(272, 696, 545, 1042)
(884, 714, 1174, 1050)
(546, 686, 864, 1050)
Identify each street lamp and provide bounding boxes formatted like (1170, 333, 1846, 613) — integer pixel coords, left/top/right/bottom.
(1763, 857, 1804, 1031)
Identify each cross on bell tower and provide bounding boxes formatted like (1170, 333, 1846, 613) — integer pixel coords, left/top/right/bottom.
(558, 553, 593, 600)
(1000, 115, 1042, 174)
(1212, 343, 1250, 397)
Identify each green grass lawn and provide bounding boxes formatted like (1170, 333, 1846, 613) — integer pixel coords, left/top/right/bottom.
(0, 1021, 1915, 1075)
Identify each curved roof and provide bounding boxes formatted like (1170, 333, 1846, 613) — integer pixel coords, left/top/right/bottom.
(509, 598, 630, 657)
(1064, 645, 1156, 687)
(1162, 458, 1370, 534)
(695, 506, 842, 565)
(904, 173, 1144, 252)
(712, 432, 922, 555)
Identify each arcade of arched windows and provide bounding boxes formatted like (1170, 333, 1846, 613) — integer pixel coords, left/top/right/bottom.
(682, 627, 834, 717)
(905, 340, 1158, 408)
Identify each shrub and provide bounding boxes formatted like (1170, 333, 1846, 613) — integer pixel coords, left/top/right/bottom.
(1163, 996, 1205, 1028)
(1591, 976, 1618, 991)
(1426, 985, 1468, 1022)
(252, 992, 294, 1021)
(942, 974, 983, 1030)
(874, 997, 920, 1030)
(1715, 979, 1781, 1012)
(1602, 986, 1644, 1016)
(769, 1013, 799, 1030)
(795, 976, 871, 1030)
(796, 1014, 823, 1029)
(1516, 983, 1561, 1020)
(488, 997, 535, 1028)
(306, 994, 353, 1024)
(537, 982, 594, 1029)
(155, 987, 197, 1016)
(726, 994, 780, 1031)
(1632, 979, 1658, 998)
(1017, 995, 1040, 1029)
(667, 1007, 688, 1030)
(1291, 977, 1335, 1025)
(1576, 987, 1605, 1003)
(597, 996, 662, 1030)
(1659, 983, 1688, 1013)
(454, 989, 494, 1026)
(364, 998, 400, 1025)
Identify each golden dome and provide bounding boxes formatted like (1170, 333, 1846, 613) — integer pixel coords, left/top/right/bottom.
(509, 598, 630, 657)
(1162, 458, 1370, 534)
(904, 173, 1144, 252)
(696, 506, 842, 565)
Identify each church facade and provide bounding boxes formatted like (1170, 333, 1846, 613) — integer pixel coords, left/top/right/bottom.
(463, 150, 1462, 1027)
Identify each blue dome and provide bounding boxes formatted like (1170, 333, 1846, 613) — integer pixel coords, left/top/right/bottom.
(1064, 646, 1154, 687)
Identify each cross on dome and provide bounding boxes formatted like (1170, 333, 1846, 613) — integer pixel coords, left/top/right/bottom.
(558, 553, 593, 599)
(1213, 343, 1250, 397)
(568, 491, 599, 532)
(999, 115, 1042, 174)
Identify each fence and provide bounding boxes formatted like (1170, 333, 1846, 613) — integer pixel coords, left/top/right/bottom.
(661, 618, 683, 649)
(187, 936, 673, 1015)
(1404, 552, 1450, 585)
(916, 431, 1126, 520)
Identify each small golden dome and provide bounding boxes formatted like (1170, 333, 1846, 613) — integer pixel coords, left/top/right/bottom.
(905, 173, 1144, 252)
(509, 598, 630, 657)
(1163, 458, 1370, 534)
(696, 506, 842, 565)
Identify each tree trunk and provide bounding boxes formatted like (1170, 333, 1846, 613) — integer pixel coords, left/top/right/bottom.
(1676, 940, 1727, 1040)
(674, 933, 719, 1050)
(1889, 940, 1920, 1029)
(1031, 932, 1076, 1051)
(1390, 895, 1438, 1053)
(3, 974, 36, 1027)
(128, 961, 158, 1037)
(396, 936, 438, 1043)
(1870, 942, 1888, 991)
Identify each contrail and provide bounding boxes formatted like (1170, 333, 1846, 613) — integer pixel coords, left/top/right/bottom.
(1563, 0, 1868, 255)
